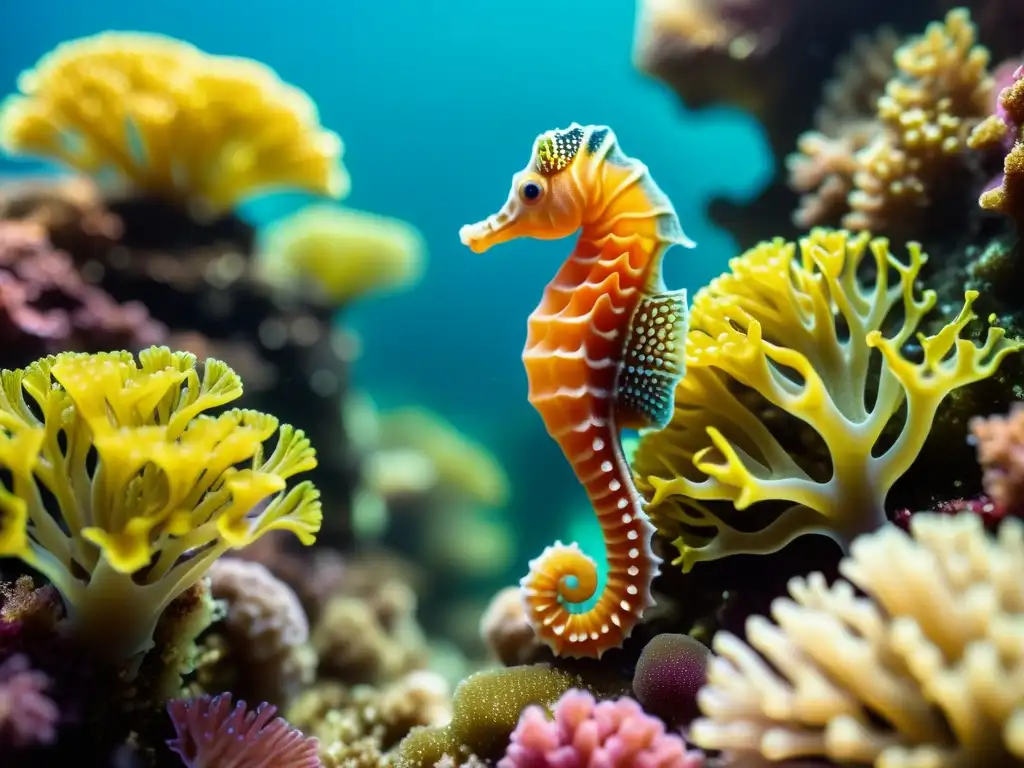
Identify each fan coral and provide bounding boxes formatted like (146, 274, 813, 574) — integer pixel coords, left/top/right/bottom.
(968, 64, 1024, 220)
(0, 221, 165, 366)
(500, 688, 703, 768)
(0, 346, 323, 662)
(0, 32, 347, 216)
(845, 9, 993, 232)
(206, 558, 315, 706)
(167, 692, 321, 768)
(634, 229, 1021, 570)
(632, 634, 712, 727)
(970, 403, 1024, 516)
(257, 204, 426, 306)
(691, 512, 1024, 765)
(0, 653, 58, 747)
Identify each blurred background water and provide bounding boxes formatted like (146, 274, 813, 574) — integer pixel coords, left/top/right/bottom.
(0, 0, 771, 580)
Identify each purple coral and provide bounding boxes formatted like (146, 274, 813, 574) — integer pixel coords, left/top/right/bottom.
(167, 693, 321, 768)
(0, 653, 59, 747)
(632, 635, 712, 727)
(498, 689, 703, 768)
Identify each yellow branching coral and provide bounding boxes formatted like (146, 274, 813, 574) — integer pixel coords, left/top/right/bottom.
(0, 32, 347, 216)
(634, 229, 1021, 570)
(257, 204, 426, 306)
(690, 512, 1024, 766)
(0, 346, 322, 662)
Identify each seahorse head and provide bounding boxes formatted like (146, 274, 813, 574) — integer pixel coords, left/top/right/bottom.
(460, 123, 615, 254)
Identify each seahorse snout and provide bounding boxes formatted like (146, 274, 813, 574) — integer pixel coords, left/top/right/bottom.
(459, 209, 514, 254)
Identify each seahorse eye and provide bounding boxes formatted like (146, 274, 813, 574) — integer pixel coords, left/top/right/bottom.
(520, 181, 543, 203)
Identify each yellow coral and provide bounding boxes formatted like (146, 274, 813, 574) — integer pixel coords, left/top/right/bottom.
(844, 8, 993, 232)
(257, 204, 426, 306)
(634, 229, 1020, 570)
(0, 346, 322, 661)
(378, 408, 510, 508)
(0, 32, 347, 216)
(691, 512, 1024, 766)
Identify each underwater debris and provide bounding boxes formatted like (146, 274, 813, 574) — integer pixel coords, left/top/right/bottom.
(970, 403, 1024, 516)
(205, 558, 315, 708)
(460, 123, 693, 659)
(167, 692, 321, 767)
(0, 31, 347, 217)
(0, 346, 322, 662)
(257, 204, 426, 307)
(634, 229, 1021, 570)
(691, 512, 1024, 765)
(0, 221, 165, 366)
(0, 653, 58, 748)
(631, 633, 712, 728)
(500, 688, 703, 768)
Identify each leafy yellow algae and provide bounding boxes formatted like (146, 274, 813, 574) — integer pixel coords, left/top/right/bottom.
(634, 229, 1021, 571)
(257, 204, 426, 306)
(0, 32, 348, 216)
(0, 346, 322, 662)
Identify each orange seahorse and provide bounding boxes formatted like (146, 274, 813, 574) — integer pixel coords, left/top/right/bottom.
(459, 123, 693, 658)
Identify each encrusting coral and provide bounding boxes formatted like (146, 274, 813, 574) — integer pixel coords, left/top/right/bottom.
(690, 511, 1024, 766)
(257, 204, 426, 307)
(0, 346, 323, 663)
(0, 31, 347, 217)
(634, 228, 1021, 570)
(204, 557, 316, 707)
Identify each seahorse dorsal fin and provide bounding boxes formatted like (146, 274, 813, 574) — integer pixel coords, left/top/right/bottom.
(616, 288, 688, 430)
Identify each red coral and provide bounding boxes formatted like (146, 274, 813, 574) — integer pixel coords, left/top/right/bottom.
(499, 689, 703, 768)
(0, 221, 165, 365)
(0, 653, 58, 747)
(166, 693, 321, 768)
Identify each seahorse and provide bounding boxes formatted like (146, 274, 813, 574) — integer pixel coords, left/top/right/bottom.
(459, 123, 693, 658)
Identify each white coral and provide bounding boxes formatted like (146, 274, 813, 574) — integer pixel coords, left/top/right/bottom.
(691, 513, 1024, 767)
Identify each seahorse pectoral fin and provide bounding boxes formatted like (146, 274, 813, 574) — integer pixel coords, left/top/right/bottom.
(616, 288, 688, 430)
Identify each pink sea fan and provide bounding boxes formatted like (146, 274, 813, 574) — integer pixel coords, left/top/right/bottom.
(0, 653, 59, 747)
(166, 693, 321, 768)
(498, 689, 703, 768)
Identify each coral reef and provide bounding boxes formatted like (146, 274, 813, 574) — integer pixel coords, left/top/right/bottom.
(167, 692, 321, 767)
(691, 512, 1024, 765)
(203, 558, 316, 707)
(500, 689, 702, 768)
(634, 229, 1019, 570)
(968, 63, 1024, 222)
(970, 403, 1024, 516)
(0, 346, 322, 661)
(0, 31, 346, 217)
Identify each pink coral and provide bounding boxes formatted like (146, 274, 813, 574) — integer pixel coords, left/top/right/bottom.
(0, 653, 58, 747)
(498, 689, 702, 768)
(167, 693, 321, 768)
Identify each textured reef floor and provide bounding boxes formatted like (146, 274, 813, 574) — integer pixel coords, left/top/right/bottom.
(2, 3, 1024, 767)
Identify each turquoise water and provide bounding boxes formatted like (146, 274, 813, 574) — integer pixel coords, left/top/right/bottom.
(0, 0, 771, 563)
